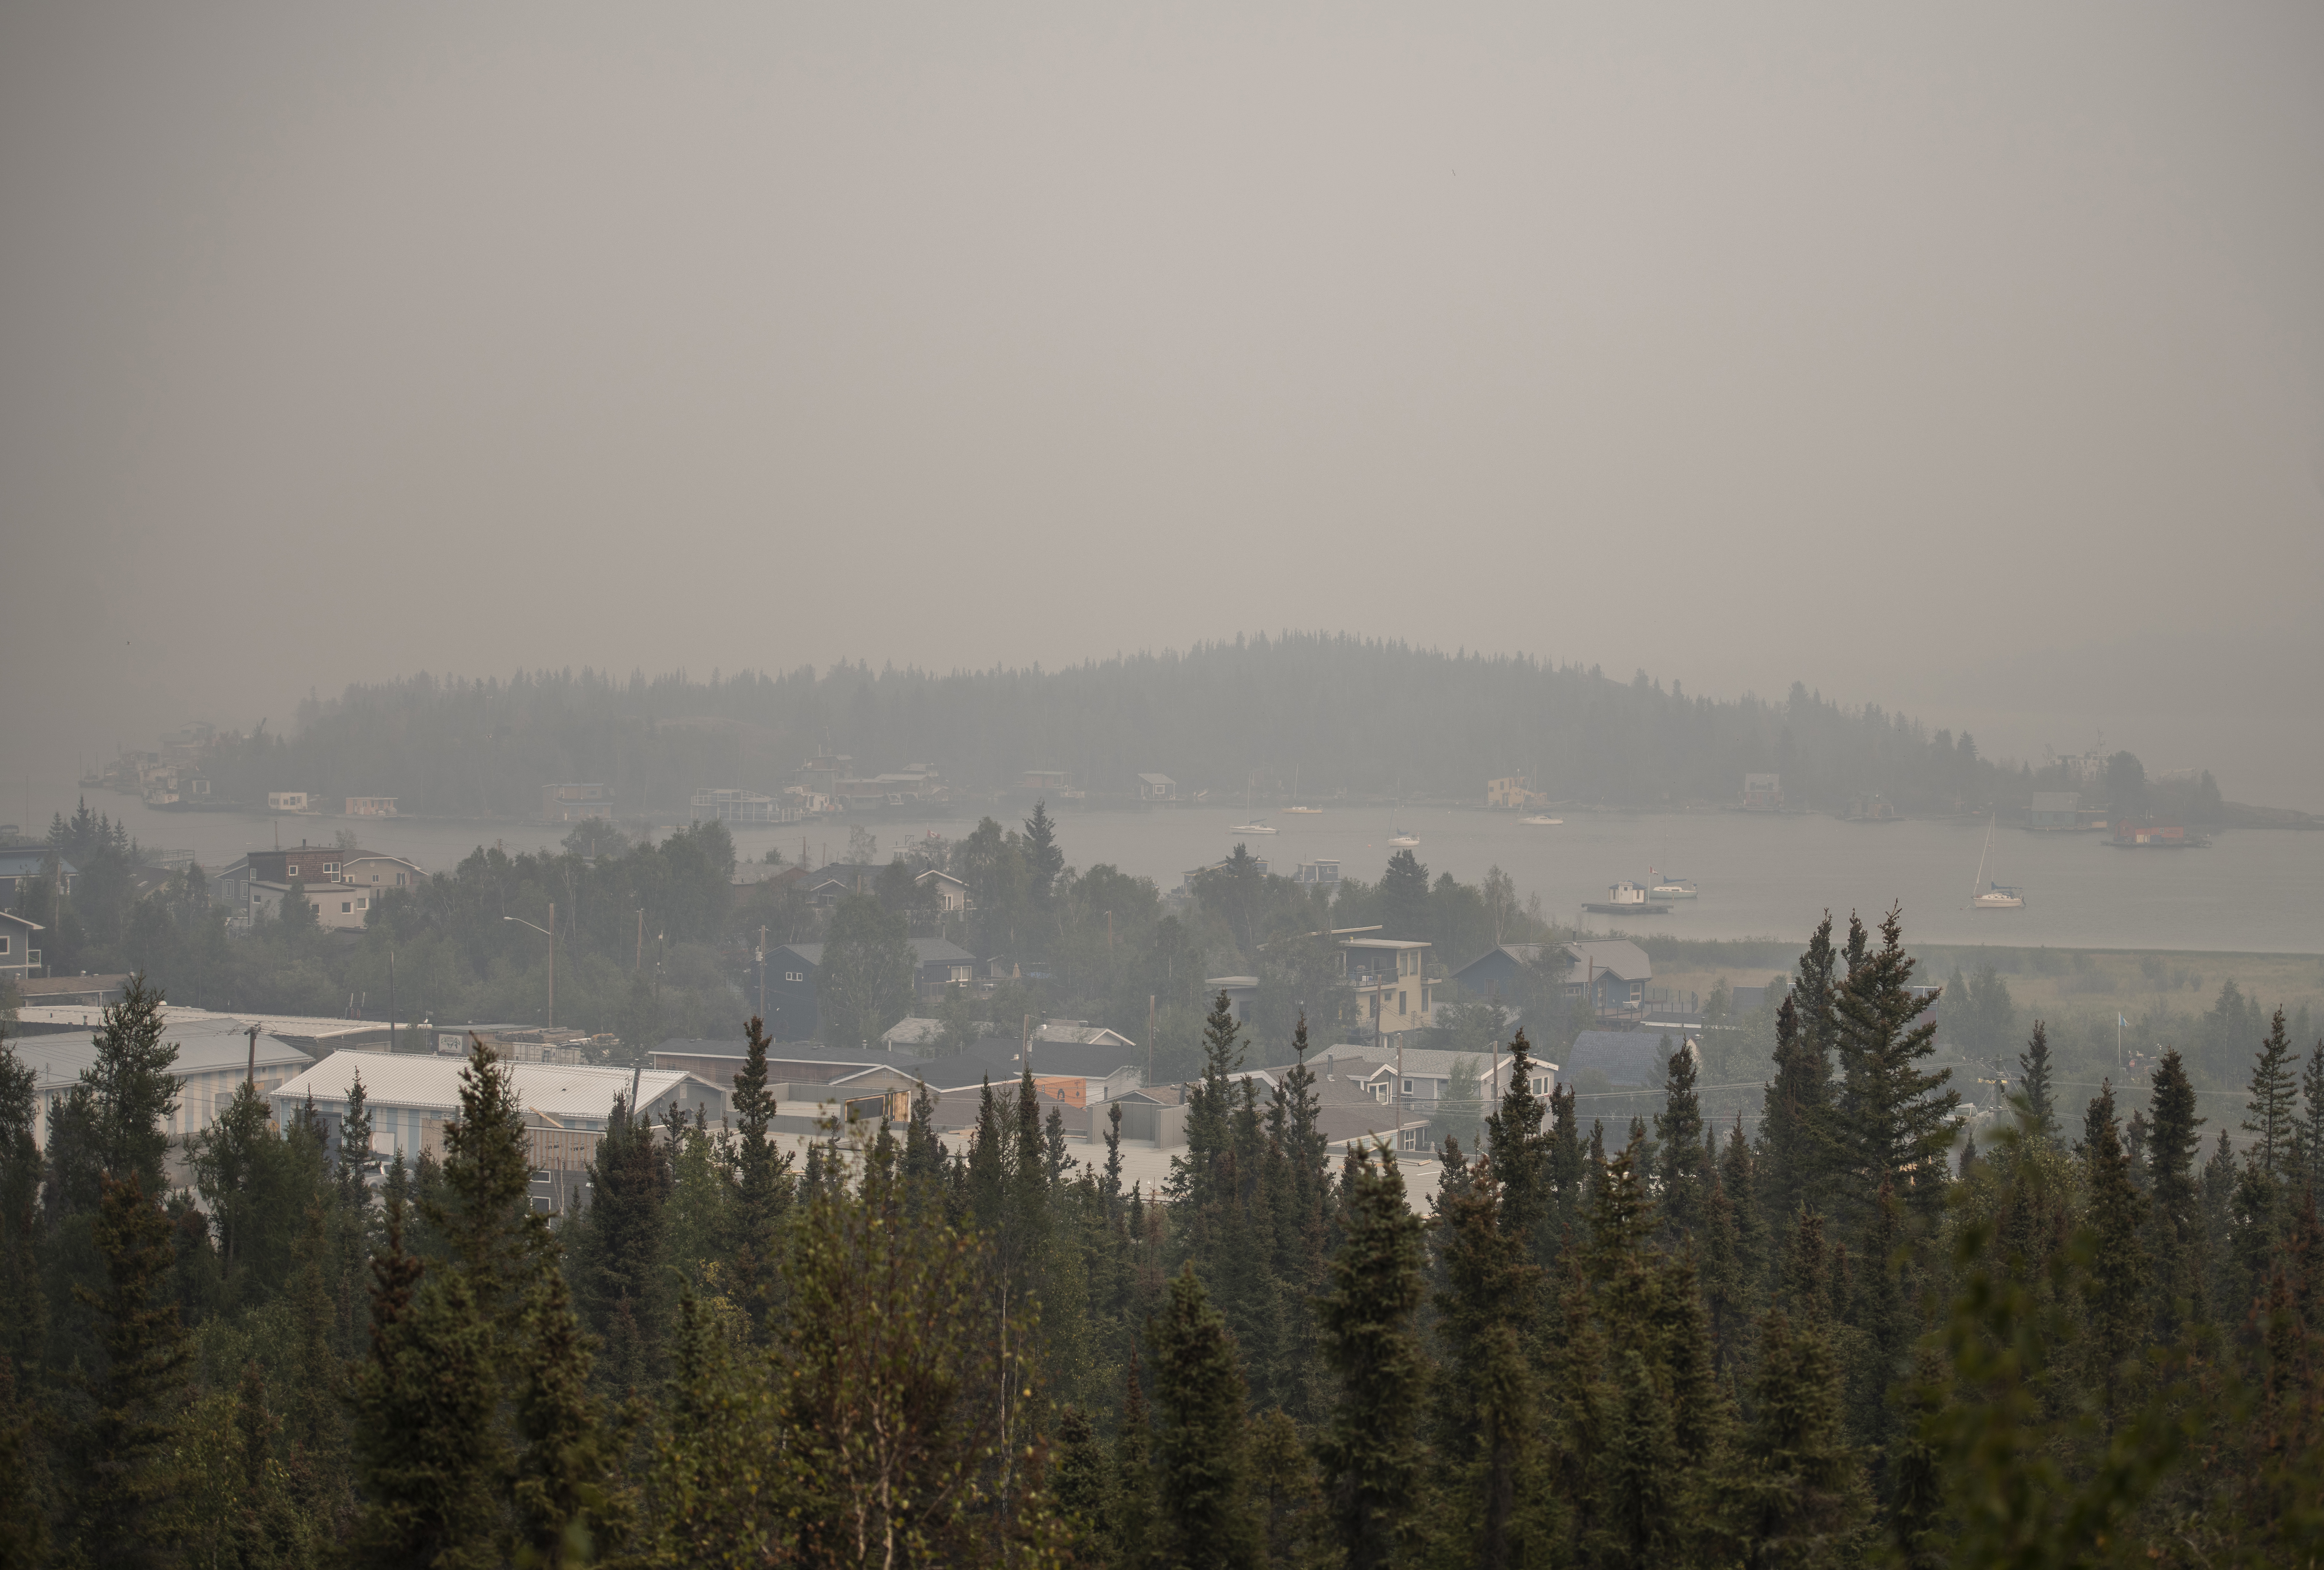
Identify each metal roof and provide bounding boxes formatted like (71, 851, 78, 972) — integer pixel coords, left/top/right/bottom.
(272, 1049, 707, 1124)
(17, 1017, 312, 1093)
(0, 849, 75, 877)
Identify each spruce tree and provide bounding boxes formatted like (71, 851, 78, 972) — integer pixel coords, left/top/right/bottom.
(572, 1096, 673, 1387)
(725, 1014, 795, 1340)
(1247, 1408, 1331, 1570)
(2245, 1008, 2300, 1182)
(349, 1191, 502, 1568)
(1761, 915, 1841, 1224)
(66, 1172, 189, 1570)
(1725, 1212, 1870, 1568)
(1317, 1148, 1427, 1570)
(1656, 1038, 1707, 1244)
(1430, 1155, 1544, 1567)
(1547, 1082, 1585, 1250)
(2301, 1040, 2324, 1200)
(2145, 1049, 2207, 1335)
(0, 1355, 52, 1570)
(1758, 995, 1825, 1232)
(2017, 1021, 2059, 1145)
(1149, 1265, 1259, 1570)
(1112, 1352, 1158, 1569)
(1052, 1406, 1113, 1559)
(1487, 1029, 1550, 1267)
(0, 1030, 43, 1369)
(2080, 1083, 2149, 1429)
(512, 1267, 624, 1566)
(1821, 908, 1956, 1238)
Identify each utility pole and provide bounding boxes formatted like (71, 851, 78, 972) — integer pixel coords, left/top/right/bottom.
(1147, 995, 1155, 1089)
(245, 1023, 259, 1089)
(503, 903, 557, 1030)
(636, 909, 643, 971)
(388, 948, 396, 1054)
(759, 925, 768, 1022)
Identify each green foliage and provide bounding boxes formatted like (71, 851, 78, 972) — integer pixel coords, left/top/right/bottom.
(817, 892, 915, 1049)
(1317, 1148, 1426, 1570)
(66, 1173, 193, 1569)
(17, 885, 2324, 1564)
(1149, 1265, 1259, 1570)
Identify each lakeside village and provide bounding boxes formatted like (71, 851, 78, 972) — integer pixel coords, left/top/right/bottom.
(10, 739, 2324, 1562)
(5, 732, 2308, 1219)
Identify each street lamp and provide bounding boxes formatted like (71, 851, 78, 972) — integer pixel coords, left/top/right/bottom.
(504, 900, 555, 1029)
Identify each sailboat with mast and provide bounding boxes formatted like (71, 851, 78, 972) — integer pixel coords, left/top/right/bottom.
(1284, 767, 1322, 813)
(1970, 812, 2024, 909)
(1388, 785, 1419, 849)
(1230, 777, 1277, 835)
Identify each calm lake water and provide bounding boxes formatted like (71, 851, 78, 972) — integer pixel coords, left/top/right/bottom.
(49, 781, 2323, 955)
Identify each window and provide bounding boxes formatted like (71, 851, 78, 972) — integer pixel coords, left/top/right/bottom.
(1398, 990, 1407, 1013)
(357, 897, 369, 910)
(0, 936, 8, 955)
(395, 872, 406, 886)
(1403, 1079, 1414, 1094)
(285, 864, 298, 877)
(340, 901, 353, 914)
(323, 862, 338, 875)
(1531, 1075, 1550, 1095)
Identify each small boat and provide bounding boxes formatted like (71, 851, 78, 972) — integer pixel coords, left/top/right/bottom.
(1648, 868, 1698, 899)
(1583, 881, 1671, 916)
(1969, 813, 2024, 909)
(1231, 781, 1277, 835)
(1285, 806, 1324, 814)
(1521, 814, 1563, 826)
(1284, 770, 1323, 813)
(1386, 784, 1418, 848)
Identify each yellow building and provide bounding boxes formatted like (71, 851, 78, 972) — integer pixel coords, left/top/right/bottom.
(1487, 775, 1546, 809)
(1341, 937, 1433, 1040)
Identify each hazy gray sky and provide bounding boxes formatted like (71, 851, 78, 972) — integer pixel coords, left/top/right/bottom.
(5, 3, 2321, 801)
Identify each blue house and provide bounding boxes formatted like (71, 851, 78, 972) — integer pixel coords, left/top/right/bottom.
(766, 937, 976, 1044)
(0, 849, 75, 910)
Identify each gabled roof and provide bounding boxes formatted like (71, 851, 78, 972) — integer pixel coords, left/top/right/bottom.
(273, 1049, 711, 1123)
(20, 1017, 311, 1092)
(1449, 943, 1547, 979)
(656, 1038, 931, 1072)
(776, 936, 973, 969)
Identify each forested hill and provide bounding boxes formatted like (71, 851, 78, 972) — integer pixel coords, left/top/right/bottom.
(201, 634, 2156, 818)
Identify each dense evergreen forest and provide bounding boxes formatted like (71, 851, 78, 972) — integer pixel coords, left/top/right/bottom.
(9, 908, 2324, 1567)
(175, 636, 2223, 817)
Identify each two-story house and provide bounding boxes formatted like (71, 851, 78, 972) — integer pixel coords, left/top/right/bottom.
(1340, 935, 1433, 1042)
(0, 910, 44, 985)
(0, 848, 73, 909)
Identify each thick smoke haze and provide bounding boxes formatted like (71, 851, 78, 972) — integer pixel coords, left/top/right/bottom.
(4, 2, 2320, 803)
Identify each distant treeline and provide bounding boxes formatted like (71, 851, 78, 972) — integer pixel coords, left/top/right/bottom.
(184, 634, 2217, 818)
